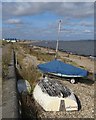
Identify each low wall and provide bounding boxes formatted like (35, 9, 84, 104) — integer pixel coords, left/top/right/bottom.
(2, 50, 19, 119)
(0, 47, 2, 119)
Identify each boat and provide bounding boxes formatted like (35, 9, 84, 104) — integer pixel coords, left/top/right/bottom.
(37, 20, 88, 84)
(37, 59, 88, 84)
(33, 78, 78, 111)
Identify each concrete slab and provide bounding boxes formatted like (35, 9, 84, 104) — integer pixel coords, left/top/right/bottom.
(2, 51, 19, 119)
(0, 48, 2, 119)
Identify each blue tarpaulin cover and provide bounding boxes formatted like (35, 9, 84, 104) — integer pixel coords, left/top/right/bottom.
(37, 59, 87, 77)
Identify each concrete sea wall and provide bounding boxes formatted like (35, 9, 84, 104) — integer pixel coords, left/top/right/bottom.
(0, 47, 2, 119)
(2, 50, 20, 119)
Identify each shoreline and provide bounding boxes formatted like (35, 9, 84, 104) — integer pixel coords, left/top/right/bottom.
(35, 45, 96, 58)
(28, 44, 95, 74)
(29, 40, 95, 57)
(19, 40, 95, 57)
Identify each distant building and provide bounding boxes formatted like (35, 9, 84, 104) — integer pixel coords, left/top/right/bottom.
(3, 38, 19, 43)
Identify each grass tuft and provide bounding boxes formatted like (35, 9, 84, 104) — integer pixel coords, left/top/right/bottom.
(2, 44, 12, 78)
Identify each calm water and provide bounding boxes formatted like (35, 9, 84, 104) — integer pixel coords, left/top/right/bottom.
(31, 40, 96, 57)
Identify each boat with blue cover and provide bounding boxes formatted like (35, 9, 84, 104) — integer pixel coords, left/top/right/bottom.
(37, 59, 88, 84)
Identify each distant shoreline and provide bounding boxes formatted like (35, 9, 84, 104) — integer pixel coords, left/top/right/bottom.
(25, 43, 95, 76)
(27, 41, 96, 59)
(27, 40, 95, 57)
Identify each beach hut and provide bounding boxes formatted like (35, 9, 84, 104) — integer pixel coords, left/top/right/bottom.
(33, 78, 78, 111)
(37, 59, 88, 84)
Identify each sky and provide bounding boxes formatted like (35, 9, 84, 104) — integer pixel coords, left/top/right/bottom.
(2, 1, 94, 41)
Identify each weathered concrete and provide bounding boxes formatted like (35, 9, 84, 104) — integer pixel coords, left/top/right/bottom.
(2, 50, 19, 119)
(0, 47, 2, 120)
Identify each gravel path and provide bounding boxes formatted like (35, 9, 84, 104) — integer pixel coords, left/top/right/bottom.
(2, 50, 19, 118)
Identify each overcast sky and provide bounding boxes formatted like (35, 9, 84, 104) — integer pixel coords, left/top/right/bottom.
(2, 2, 94, 41)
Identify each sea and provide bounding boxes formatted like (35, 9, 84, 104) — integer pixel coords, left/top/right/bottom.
(31, 40, 96, 57)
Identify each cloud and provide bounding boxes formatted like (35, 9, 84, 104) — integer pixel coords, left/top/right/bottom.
(64, 21, 94, 27)
(5, 18, 22, 24)
(2, 2, 94, 40)
(0, 2, 2, 19)
(2, 0, 96, 2)
(55, 2, 94, 18)
(84, 29, 93, 33)
(2, 2, 94, 19)
(78, 21, 93, 27)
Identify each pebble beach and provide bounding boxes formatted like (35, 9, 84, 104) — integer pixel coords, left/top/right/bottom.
(19, 43, 95, 119)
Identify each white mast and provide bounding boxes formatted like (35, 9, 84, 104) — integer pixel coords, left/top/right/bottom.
(55, 20, 61, 59)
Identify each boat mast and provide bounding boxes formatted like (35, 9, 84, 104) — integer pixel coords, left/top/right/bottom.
(55, 20, 61, 59)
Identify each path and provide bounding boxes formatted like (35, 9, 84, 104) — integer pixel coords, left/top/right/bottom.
(2, 50, 19, 119)
(0, 47, 2, 119)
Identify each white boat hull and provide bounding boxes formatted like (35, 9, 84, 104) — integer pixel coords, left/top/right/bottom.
(48, 72, 83, 78)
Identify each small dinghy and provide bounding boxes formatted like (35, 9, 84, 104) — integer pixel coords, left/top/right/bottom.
(33, 78, 78, 111)
(17, 79, 31, 94)
(37, 59, 88, 84)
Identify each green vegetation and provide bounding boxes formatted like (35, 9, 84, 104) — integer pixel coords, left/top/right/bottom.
(2, 44, 12, 78)
(62, 57, 87, 70)
(21, 44, 55, 62)
(0, 40, 2, 46)
(14, 43, 88, 92)
(14, 44, 41, 91)
(19, 65, 41, 91)
(2, 40, 9, 46)
(62, 58, 79, 67)
(30, 50, 54, 62)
